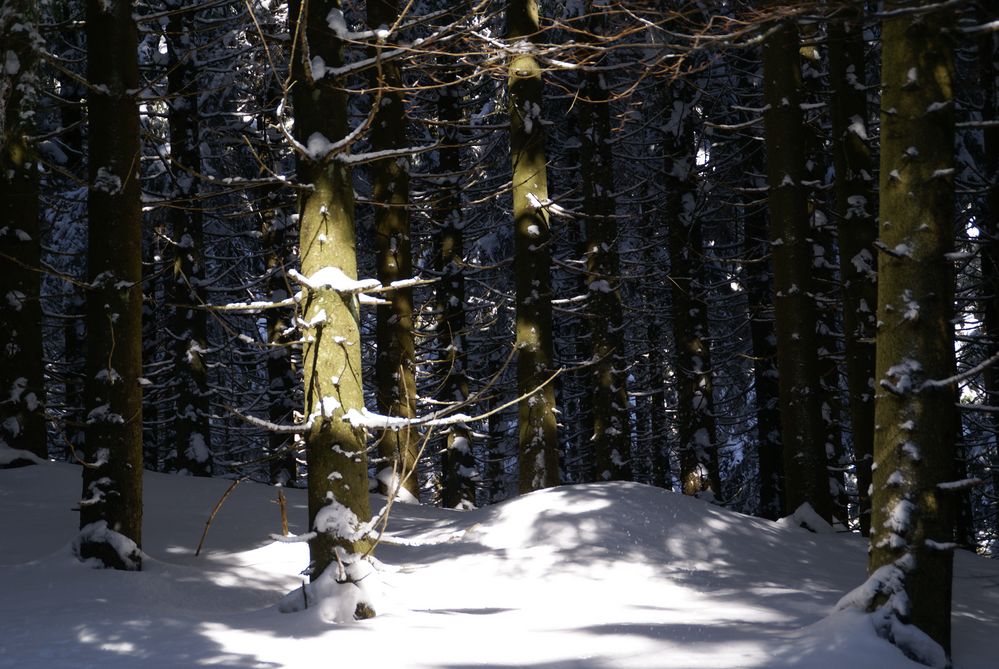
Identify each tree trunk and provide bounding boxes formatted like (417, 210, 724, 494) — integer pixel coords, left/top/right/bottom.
(977, 1, 999, 553)
(868, 4, 957, 660)
(744, 191, 784, 519)
(78, 0, 144, 570)
(664, 78, 721, 497)
(829, 14, 877, 536)
(799, 35, 847, 525)
(435, 61, 476, 509)
(762, 21, 831, 521)
(508, 0, 559, 493)
(289, 0, 373, 610)
(254, 51, 299, 485)
(580, 3, 630, 483)
(369, 0, 420, 502)
(166, 4, 212, 477)
(0, 6, 46, 461)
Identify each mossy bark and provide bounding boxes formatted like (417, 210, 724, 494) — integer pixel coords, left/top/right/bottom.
(508, 0, 559, 493)
(290, 0, 373, 588)
(869, 4, 957, 656)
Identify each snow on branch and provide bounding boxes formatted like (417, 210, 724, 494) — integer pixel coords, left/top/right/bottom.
(226, 406, 312, 434)
(288, 267, 435, 295)
(936, 478, 983, 492)
(919, 349, 999, 392)
(212, 295, 300, 312)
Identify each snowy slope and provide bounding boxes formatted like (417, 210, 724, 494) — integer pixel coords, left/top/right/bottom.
(0, 462, 996, 668)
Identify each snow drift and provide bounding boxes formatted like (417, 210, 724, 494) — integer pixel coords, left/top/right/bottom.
(0, 462, 996, 668)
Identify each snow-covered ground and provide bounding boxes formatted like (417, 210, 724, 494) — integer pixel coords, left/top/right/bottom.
(1, 461, 996, 668)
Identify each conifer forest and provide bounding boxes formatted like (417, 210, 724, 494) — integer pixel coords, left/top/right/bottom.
(2, 1, 999, 667)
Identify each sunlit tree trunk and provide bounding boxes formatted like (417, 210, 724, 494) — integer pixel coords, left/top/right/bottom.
(289, 0, 372, 611)
(868, 4, 957, 660)
(762, 21, 831, 521)
(0, 4, 46, 461)
(508, 0, 558, 493)
(78, 0, 144, 570)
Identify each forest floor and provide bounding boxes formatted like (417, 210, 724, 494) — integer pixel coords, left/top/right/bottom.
(0, 460, 996, 668)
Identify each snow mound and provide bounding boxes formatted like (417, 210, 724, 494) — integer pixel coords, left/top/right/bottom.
(0, 464, 996, 668)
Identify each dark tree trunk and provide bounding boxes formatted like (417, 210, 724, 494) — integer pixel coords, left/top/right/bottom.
(435, 60, 476, 509)
(663, 78, 721, 497)
(0, 6, 46, 461)
(829, 13, 877, 536)
(166, 3, 212, 477)
(369, 0, 420, 502)
(79, 0, 144, 569)
(762, 21, 832, 521)
(580, 3, 630, 483)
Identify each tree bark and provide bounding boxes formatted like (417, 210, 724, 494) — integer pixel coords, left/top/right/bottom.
(166, 3, 212, 477)
(829, 13, 877, 536)
(79, 0, 144, 569)
(369, 0, 420, 502)
(580, 3, 630, 483)
(289, 0, 373, 609)
(664, 78, 721, 497)
(977, 0, 999, 553)
(0, 5, 46, 460)
(762, 20, 831, 521)
(868, 4, 957, 659)
(435, 59, 476, 509)
(508, 0, 559, 493)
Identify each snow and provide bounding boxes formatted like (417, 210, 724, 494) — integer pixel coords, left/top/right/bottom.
(375, 467, 419, 504)
(310, 55, 327, 80)
(326, 8, 347, 38)
(1, 463, 997, 668)
(848, 114, 869, 140)
(0, 444, 44, 466)
(304, 132, 334, 159)
(289, 266, 380, 293)
(776, 502, 836, 534)
(93, 166, 122, 194)
(3, 50, 20, 75)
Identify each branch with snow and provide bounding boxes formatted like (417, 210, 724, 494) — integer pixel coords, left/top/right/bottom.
(288, 267, 434, 295)
(919, 349, 999, 392)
